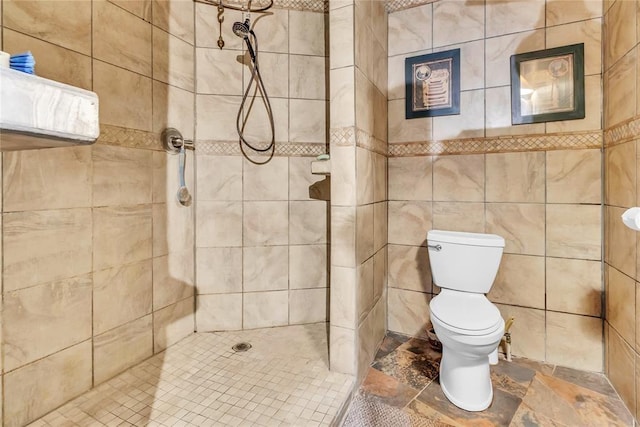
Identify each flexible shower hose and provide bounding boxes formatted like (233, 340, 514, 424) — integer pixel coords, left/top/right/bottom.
(237, 31, 276, 164)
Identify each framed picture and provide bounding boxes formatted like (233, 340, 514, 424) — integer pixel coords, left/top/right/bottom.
(405, 49, 460, 119)
(510, 43, 585, 125)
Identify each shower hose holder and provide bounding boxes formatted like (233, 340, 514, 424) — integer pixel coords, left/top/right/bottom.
(162, 127, 194, 154)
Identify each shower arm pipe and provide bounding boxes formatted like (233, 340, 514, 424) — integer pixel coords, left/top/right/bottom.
(193, 0, 273, 13)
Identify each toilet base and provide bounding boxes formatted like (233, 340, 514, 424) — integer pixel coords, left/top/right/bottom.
(438, 347, 495, 412)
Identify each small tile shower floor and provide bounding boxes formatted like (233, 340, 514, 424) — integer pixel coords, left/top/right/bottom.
(344, 332, 634, 427)
(29, 323, 353, 427)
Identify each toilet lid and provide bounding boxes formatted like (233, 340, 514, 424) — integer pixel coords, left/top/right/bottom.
(430, 291, 502, 333)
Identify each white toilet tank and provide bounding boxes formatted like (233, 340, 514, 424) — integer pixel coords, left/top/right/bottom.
(427, 230, 505, 294)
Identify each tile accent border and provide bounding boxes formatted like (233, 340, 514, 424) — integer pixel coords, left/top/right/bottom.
(195, 0, 328, 13)
(197, 140, 327, 156)
(605, 115, 640, 148)
(330, 127, 388, 156)
(97, 124, 162, 151)
(388, 130, 603, 157)
(385, 0, 438, 13)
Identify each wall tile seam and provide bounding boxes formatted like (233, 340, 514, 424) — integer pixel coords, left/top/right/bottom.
(606, 318, 639, 355)
(1, 338, 93, 376)
(151, 293, 196, 313)
(94, 311, 155, 337)
(2, 270, 93, 297)
(602, 38, 640, 74)
(604, 261, 638, 286)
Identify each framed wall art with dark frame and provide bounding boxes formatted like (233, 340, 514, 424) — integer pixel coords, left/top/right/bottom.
(510, 43, 585, 125)
(405, 48, 460, 119)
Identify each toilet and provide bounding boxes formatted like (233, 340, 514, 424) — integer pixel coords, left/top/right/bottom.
(427, 229, 506, 412)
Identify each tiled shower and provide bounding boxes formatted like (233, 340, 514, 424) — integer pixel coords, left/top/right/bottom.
(0, 0, 640, 425)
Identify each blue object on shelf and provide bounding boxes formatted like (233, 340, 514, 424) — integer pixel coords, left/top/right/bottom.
(9, 51, 35, 74)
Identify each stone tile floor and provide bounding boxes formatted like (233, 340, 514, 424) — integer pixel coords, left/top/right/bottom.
(343, 332, 634, 427)
(29, 324, 353, 427)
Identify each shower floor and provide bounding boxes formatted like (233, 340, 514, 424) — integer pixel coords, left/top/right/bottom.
(29, 323, 353, 427)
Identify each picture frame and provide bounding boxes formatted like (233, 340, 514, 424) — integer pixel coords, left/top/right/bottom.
(510, 43, 585, 125)
(405, 49, 460, 119)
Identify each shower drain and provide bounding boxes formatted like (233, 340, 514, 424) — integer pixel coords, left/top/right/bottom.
(232, 342, 252, 352)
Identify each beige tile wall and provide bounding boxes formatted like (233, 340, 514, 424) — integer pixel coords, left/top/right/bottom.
(603, 0, 640, 421)
(387, 0, 605, 373)
(0, 1, 196, 425)
(329, 0, 388, 381)
(194, 7, 330, 331)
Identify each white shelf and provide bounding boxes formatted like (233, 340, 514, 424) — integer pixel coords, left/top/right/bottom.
(0, 67, 99, 151)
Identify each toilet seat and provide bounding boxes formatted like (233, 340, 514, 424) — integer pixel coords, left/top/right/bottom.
(430, 290, 503, 336)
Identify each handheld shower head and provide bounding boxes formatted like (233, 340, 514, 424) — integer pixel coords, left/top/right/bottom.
(232, 19, 257, 62)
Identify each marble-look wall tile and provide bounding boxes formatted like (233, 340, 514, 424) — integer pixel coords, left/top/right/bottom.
(606, 48, 637, 128)
(433, 0, 484, 47)
(373, 248, 387, 301)
(547, 257, 602, 317)
(196, 293, 242, 331)
(153, 252, 194, 309)
(152, 0, 195, 43)
(93, 145, 152, 207)
(388, 244, 431, 293)
(3, 274, 92, 372)
(330, 5, 354, 69)
(330, 325, 355, 375)
(388, 156, 433, 201)
(93, 260, 153, 334)
(485, 203, 545, 256)
(3, 29, 92, 90)
(152, 81, 195, 140)
(290, 201, 328, 245)
(332, 266, 357, 329)
(196, 247, 242, 294)
(3, 0, 92, 55)
(244, 52, 289, 98)
(547, 18, 602, 77)
(387, 50, 430, 101)
(196, 4, 242, 49)
(93, 0, 152, 76)
(495, 304, 545, 361)
(432, 89, 485, 140)
(4, 208, 92, 292)
(546, 312, 603, 372)
(485, 29, 545, 88)
(355, 69, 374, 136)
(356, 147, 374, 205)
(195, 48, 243, 96)
(196, 95, 242, 141)
(388, 98, 433, 143)
(547, 204, 601, 260)
(604, 0, 636, 69)
(290, 288, 328, 324)
(290, 55, 326, 100)
(606, 205, 636, 277)
(608, 325, 636, 413)
(289, 10, 324, 56)
(388, 4, 432, 56)
(243, 157, 289, 201)
(373, 201, 388, 252)
(331, 144, 357, 206)
(607, 265, 636, 346)
(388, 288, 430, 339)
(93, 315, 153, 385)
(290, 245, 328, 289)
(330, 67, 355, 128)
(435, 40, 484, 91)
(357, 257, 374, 322)
(243, 201, 289, 246)
(433, 154, 484, 202)
(547, 149, 601, 205)
(485, 85, 546, 137)
(196, 201, 242, 247)
(153, 297, 194, 352)
(4, 341, 92, 427)
(240, 99, 290, 145)
(151, 202, 194, 257)
(152, 27, 195, 92)
(546, 0, 602, 26)
(289, 157, 318, 201)
(93, 205, 153, 271)
(196, 155, 242, 201)
(356, 204, 375, 264)
(432, 202, 485, 233)
(251, 8, 288, 53)
(93, 59, 153, 131)
(243, 246, 288, 292)
(332, 206, 356, 268)
(485, 0, 544, 38)
(489, 254, 545, 309)
(373, 153, 387, 204)
(486, 152, 545, 203)
(606, 142, 636, 208)
(3, 147, 92, 212)
(243, 290, 289, 329)
(388, 201, 432, 246)
(357, 309, 376, 381)
(110, 0, 151, 20)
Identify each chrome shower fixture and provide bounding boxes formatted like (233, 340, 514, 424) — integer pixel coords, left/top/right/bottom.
(232, 19, 256, 62)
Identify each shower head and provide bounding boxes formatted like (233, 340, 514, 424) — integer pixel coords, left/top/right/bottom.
(232, 20, 251, 38)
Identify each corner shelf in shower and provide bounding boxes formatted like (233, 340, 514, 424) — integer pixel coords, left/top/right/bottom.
(0, 67, 99, 151)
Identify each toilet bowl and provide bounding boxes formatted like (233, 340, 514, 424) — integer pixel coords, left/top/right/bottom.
(426, 230, 505, 412)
